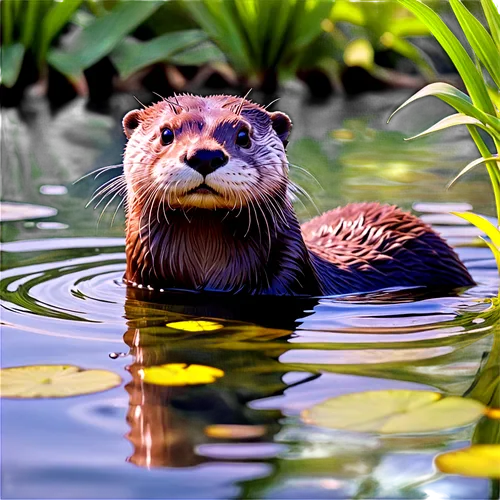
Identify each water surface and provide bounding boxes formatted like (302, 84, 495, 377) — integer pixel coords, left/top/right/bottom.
(1, 90, 499, 499)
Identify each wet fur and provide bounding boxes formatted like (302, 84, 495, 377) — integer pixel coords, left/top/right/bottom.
(122, 94, 474, 296)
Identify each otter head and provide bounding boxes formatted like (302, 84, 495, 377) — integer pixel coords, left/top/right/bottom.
(122, 94, 291, 211)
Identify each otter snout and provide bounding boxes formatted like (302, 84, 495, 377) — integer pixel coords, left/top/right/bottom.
(185, 149, 229, 177)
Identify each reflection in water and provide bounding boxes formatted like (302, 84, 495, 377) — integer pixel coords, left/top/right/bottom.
(2, 91, 500, 498)
(118, 284, 500, 499)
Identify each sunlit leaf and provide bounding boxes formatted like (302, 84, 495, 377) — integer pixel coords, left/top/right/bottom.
(405, 114, 487, 141)
(110, 30, 208, 79)
(302, 390, 486, 434)
(166, 320, 224, 332)
(451, 212, 500, 249)
(343, 39, 374, 69)
(138, 363, 224, 386)
(0, 365, 121, 398)
(0, 43, 25, 88)
(449, 0, 500, 88)
(388, 83, 500, 131)
(205, 424, 267, 439)
(482, 0, 500, 50)
(397, 0, 495, 115)
(447, 155, 500, 189)
(435, 445, 500, 478)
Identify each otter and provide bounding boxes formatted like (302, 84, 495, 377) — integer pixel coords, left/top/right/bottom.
(121, 94, 474, 296)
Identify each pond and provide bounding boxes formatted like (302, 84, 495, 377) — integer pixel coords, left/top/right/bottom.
(1, 89, 499, 499)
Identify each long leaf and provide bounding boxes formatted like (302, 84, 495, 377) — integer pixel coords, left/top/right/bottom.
(388, 82, 500, 132)
(452, 212, 500, 249)
(38, 0, 84, 67)
(2, 0, 14, 45)
(447, 155, 500, 189)
(111, 30, 209, 80)
(449, 0, 500, 89)
(397, 0, 495, 115)
(405, 113, 488, 141)
(47, 1, 162, 80)
(169, 42, 226, 66)
(0, 43, 25, 88)
(481, 0, 500, 51)
(21, 0, 39, 49)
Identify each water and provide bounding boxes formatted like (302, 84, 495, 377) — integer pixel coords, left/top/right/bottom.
(1, 90, 499, 499)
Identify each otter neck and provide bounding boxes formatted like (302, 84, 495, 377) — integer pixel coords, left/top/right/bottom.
(125, 199, 320, 295)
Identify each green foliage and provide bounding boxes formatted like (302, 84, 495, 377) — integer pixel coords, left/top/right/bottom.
(175, 0, 437, 88)
(390, 0, 500, 286)
(0, 0, 472, 95)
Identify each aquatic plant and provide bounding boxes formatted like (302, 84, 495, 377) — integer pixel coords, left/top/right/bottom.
(389, 0, 500, 277)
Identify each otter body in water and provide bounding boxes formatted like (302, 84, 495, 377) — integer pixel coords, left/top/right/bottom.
(122, 94, 474, 296)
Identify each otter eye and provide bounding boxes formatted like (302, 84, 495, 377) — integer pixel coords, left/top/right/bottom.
(236, 128, 251, 148)
(160, 128, 174, 146)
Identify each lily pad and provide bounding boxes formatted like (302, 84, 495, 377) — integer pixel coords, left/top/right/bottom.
(301, 390, 486, 434)
(435, 445, 500, 478)
(166, 320, 223, 332)
(0, 365, 121, 398)
(138, 363, 224, 386)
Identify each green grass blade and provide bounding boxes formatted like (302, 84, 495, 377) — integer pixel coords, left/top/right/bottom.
(452, 212, 500, 249)
(2, 0, 14, 45)
(39, 0, 84, 68)
(397, 0, 495, 115)
(481, 0, 500, 51)
(449, 0, 500, 89)
(182, 0, 252, 75)
(388, 82, 500, 131)
(447, 155, 500, 189)
(110, 30, 209, 80)
(47, 1, 162, 80)
(169, 42, 226, 66)
(0, 43, 25, 87)
(21, 0, 39, 49)
(405, 114, 489, 141)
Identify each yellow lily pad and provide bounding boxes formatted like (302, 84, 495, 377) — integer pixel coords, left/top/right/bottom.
(204, 424, 267, 439)
(302, 390, 486, 434)
(138, 363, 224, 386)
(436, 445, 500, 478)
(0, 365, 121, 398)
(166, 320, 223, 332)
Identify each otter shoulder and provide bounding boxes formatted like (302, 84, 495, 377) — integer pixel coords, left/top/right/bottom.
(301, 202, 475, 294)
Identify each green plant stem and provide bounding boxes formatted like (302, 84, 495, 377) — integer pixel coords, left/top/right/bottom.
(21, 0, 39, 49)
(468, 126, 500, 226)
(2, 0, 14, 46)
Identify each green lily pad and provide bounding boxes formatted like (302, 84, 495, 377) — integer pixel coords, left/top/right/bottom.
(436, 445, 500, 478)
(302, 390, 486, 434)
(0, 365, 121, 398)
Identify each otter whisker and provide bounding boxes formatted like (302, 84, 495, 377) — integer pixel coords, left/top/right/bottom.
(111, 196, 126, 227)
(97, 186, 126, 227)
(235, 88, 253, 116)
(264, 98, 280, 110)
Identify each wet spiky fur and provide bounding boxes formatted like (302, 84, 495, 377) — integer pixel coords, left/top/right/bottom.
(121, 94, 474, 296)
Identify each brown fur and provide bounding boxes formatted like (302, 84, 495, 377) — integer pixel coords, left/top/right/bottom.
(121, 94, 474, 296)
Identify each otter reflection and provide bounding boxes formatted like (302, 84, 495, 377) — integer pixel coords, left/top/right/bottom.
(123, 287, 316, 468)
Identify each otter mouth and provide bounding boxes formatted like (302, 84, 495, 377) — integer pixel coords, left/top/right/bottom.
(186, 183, 220, 196)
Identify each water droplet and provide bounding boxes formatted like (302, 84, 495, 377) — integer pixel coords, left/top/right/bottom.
(109, 352, 127, 359)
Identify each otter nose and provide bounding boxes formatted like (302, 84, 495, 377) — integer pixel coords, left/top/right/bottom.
(185, 149, 228, 177)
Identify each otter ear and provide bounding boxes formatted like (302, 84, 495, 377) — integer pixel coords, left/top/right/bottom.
(123, 110, 142, 139)
(270, 111, 292, 145)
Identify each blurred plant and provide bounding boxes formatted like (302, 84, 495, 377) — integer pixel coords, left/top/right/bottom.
(389, 0, 500, 287)
(0, 0, 219, 101)
(177, 0, 440, 95)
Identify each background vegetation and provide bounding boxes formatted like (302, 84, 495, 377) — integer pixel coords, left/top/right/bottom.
(0, 0, 493, 209)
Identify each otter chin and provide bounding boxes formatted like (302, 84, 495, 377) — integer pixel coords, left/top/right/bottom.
(122, 94, 475, 296)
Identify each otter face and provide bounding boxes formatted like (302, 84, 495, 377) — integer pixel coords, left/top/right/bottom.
(122, 95, 291, 211)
